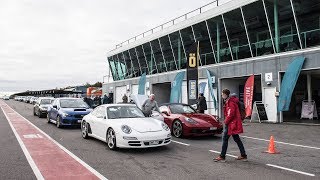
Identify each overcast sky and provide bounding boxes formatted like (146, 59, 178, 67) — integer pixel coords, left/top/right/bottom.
(0, 0, 231, 94)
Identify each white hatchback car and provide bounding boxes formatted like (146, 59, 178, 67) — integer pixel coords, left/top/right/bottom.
(81, 104, 171, 150)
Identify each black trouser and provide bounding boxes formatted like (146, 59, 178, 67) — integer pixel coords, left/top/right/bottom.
(198, 110, 205, 113)
(220, 125, 246, 159)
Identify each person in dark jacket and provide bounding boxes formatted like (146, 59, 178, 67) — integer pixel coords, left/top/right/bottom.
(122, 94, 128, 103)
(83, 96, 94, 108)
(102, 94, 109, 104)
(197, 93, 207, 113)
(214, 89, 247, 162)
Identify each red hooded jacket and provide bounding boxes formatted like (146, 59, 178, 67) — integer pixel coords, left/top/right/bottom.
(223, 96, 243, 135)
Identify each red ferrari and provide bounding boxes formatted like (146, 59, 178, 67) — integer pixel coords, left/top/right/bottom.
(159, 103, 223, 138)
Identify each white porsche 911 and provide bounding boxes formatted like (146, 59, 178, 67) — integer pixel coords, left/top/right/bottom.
(81, 104, 171, 150)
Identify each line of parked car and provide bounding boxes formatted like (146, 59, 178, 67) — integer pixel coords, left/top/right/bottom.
(15, 96, 39, 104)
(12, 95, 223, 151)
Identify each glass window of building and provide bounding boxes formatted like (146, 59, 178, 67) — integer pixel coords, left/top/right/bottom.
(180, 26, 196, 67)
(135, 45, 148, 75)
(223, 8, 253, 60)
(159, 36, 177, 72)
(122, 51, 133, 79)
(206, 15, 232, 63)
(264, 0, 301, 53)
(192, 21, 217, 65)
(294, 0, 320, 48)
(150, 39, 166, 73)
(243, 1, 275, 56)
(128, 49, 141, 77)
(168, 31, 186, 70)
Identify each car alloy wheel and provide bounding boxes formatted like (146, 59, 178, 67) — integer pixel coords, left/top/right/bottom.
(47, 114, 51, 123)
(81, 121, 89, 139)
(107, 129, 117, 150)
(56, 116, 62, 128)
(172, 120, 183, 138)
(38, 110, 41, 118)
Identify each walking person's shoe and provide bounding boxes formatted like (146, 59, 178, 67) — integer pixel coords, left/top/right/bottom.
(213, 156, 226, 162)
(236, 155, 248, 162)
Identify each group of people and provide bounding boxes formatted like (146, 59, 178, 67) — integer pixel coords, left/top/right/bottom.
(83, 94, 113, 108)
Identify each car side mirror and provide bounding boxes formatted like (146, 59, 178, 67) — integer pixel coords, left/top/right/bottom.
(162, 111, 170, 116)
(53, 105, 58, 109)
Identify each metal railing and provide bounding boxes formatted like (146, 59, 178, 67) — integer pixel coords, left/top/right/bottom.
(110, 0, 220, 52)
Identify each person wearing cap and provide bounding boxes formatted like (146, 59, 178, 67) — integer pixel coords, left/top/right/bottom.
(214, 88, 247, 162)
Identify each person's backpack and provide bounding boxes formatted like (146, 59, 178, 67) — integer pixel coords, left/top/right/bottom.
(238, 101, 246, 121)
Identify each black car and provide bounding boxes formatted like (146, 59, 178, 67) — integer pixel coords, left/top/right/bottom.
(33, 97, 55, 118)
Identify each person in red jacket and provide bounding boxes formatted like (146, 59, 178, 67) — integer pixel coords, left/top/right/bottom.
(214, 89, 247, 162)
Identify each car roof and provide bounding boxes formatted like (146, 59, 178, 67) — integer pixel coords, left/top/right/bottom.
(99, 104, 137, 108)
(56, 97, 81, 100)
(38, 97, 54, 99)
(160, 103, 190, 106)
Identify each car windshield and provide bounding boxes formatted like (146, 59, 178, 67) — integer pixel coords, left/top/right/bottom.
(60, 99, 89, 108)
(40, 99, 52, 105)
(169, 104, 197, 114)
(107, 106, 145, 119)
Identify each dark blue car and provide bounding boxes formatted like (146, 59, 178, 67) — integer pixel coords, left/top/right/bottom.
(47, 98, 92, 128)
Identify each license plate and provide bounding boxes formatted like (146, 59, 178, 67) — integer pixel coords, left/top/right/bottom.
(149, 141, 159, 145)
(77, 120, 82, 123)
(210, 127, 217, 130)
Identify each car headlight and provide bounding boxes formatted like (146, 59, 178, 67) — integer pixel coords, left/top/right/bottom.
(40, 107, 47, 110)
(185, 117, 197, 124)
(121, 125, 132, 134)
(62, 112, 69, 117)
(162, 123, 170, 131)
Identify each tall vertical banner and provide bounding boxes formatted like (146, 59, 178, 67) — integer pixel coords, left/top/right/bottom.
(187, 42, 199, 105)
(138, 72, 146, 95)
(278, 56, 305, 111)
(206, 69, 218, 110)
(170, 71, 185, 103)
(244, 75, 255, 117)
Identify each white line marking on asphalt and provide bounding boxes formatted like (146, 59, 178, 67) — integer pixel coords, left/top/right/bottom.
(209, 150, 238, 158)
(1, 105, 45, 180)
(228, 147, 265, 153)
(171, 140, 190, 146)
(241, 135, 320, 150)
(266, 164, 315, 177)
(4, 103, 108, 180)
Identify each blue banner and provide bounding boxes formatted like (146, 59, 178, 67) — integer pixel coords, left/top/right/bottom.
(278, 56, 305, 112)
(170, 71, 185, 103)
(206, 69, 217, 110)
(138, 72, 146, 95)
(199, 82, 207, 94)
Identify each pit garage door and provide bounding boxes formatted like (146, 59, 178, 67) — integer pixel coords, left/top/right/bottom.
(115, 86, 126, 103)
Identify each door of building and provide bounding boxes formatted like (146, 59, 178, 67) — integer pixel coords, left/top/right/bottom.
(263, 87, 277, 122)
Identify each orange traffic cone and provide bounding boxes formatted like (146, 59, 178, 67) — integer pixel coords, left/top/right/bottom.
(264, 136, 279, 154)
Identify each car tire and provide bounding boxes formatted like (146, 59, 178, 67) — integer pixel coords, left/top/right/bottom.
(56, 116, 62, 128)
(33, 108, 36, 116)
(106, 128, 117, 150)
(47, 114, 51, 123)
(172, 120, 183, 138)
(38, 110, 42, 118)
(81, 121, 89, 139)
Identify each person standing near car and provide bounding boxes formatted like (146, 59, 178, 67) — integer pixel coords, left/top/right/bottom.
(102, 94, 109, 104)
(122, 94, 128, 103)
(214, 89, 247, 162)
(197, 93, 207, 113)
(141, 94, 159, 117)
